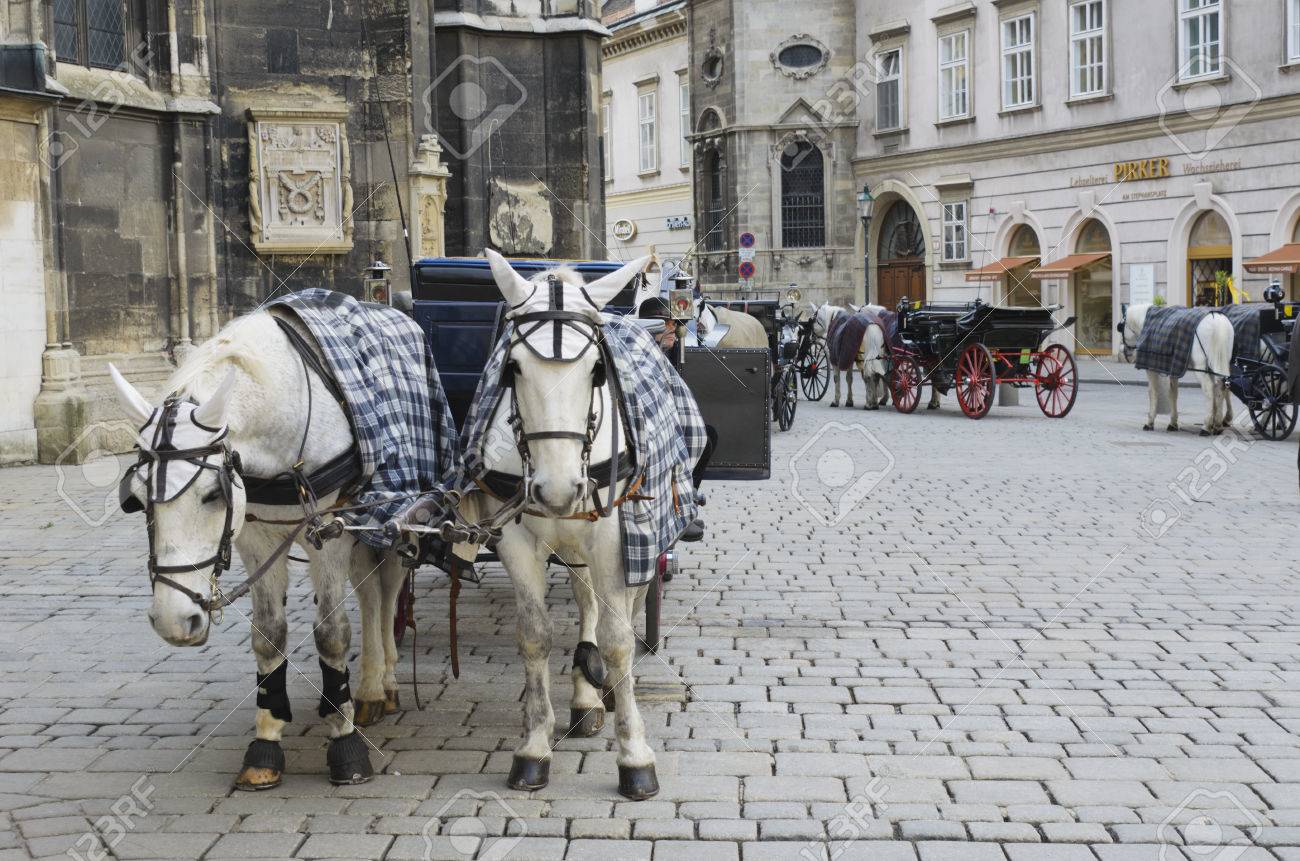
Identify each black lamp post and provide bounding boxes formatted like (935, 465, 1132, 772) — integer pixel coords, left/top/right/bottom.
(857, 184, 875, 304)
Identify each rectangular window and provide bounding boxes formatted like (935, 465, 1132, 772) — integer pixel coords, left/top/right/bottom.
(679, 77, 691, 168)
(601, 101, 612, 181)
(1289, 0, 1300, 62)
(1001, 13, 1035, 109)
(1069, 0, 1106, 97)
(876, 49, 902, 130)
(938, 31, 969, 120)
(1179, 0, 1222, 80)
(942, 201, 968, 262)
(55, 0, 129, 70)
(638, 90, 657, 173)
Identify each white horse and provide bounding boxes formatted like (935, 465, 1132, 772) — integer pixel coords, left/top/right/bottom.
(814, 302, 893, 409)
(109, 311, 407, 790)
(1123, 303, 1234, 435)
(468, 250, 675, 800)
(699, 300, 769, 349)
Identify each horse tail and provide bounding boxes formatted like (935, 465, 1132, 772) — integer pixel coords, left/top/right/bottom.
(863, 323, 887, 377)
(1204, 313, 1234, 378)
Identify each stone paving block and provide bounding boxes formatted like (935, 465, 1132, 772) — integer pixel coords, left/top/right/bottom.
(295, 833, 393, 859)
(916, 841, 1008, 860)
(698, 819, 757, 841)
(206, 832, 306, 858)
(566, 838, 654, 860)
(1041, 823, 1112, 844)
(1005, 847, 1098, 861)
(827, 842, 918, 861)
(967, 822, 1041, 842)
(653, 840, 741, 860)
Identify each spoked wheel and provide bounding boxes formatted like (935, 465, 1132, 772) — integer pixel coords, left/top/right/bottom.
(1034, 344, 1079, 418)
(955, 343, 996, 419)
(777, 368, 798, 431)
(889, 356, 922, 414)
(393, 572, 414, 647)
(1248, 366, 1297, 440)
(800, 342, 830, 401)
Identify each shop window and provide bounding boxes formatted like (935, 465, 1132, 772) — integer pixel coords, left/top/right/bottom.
(1006, 225, 1042, 307)
(1188, 210, 1233, 305)
(1074, 218, 1113, 354)
(780, 142, 825, 248)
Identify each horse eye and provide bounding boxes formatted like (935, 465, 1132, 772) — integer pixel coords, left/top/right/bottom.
(200, 487, 223, 505)
(507, 360, 521, 376)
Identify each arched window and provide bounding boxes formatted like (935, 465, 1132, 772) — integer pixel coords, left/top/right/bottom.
(1076, 218, 1112, 253)
(702, 148, 726, 252)
(780, 141, 825, 248)
(1009, 224, 1041, 257)
(1188, 210, 1233, 305)
(878, 202, 925, 261)
(1006, 225, 1042, 307)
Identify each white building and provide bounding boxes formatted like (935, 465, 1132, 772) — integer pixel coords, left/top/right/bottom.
(600, 0, 695, 265)
(855, 0, 1300, 355)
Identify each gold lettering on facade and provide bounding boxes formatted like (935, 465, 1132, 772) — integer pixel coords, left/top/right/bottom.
(1113, 158, 1171, 182)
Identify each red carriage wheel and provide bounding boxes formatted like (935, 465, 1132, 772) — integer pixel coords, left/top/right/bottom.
(955, 343, 995, 419)
(1034, 344, 1078, 418)
(889, 356, 922, 414)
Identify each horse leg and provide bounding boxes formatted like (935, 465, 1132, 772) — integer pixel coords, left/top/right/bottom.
(567, 562, 606, 737)
(845, 365, 855, 408)
(347, 542, 388, 728)
(928, 381, 941, 409)
(312, 539, 373, 785)
(1144, 370, 1158, 430)
(234, 533, 291, 792)
(830, 369, 840, 407)
(1167, 376, 1180, 432)
(1197, 371, 1219, 436)
(587, 540, 658, 800)
(378, 556, 405, 715)
(497, 528, 555, 790)
(1220, 379, 1234, 431)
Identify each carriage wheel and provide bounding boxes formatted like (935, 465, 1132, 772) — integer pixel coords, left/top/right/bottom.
(778, 369, 798, 431)
(1034, 344, 1079, 418)
(640, 554, 669, 654)
(955, 343, 995, 419)
(800, 342, 830, 401)
(889, 356, 922, 414)
(392, 572, 414, 647)
(1248, 366, 1298, 440)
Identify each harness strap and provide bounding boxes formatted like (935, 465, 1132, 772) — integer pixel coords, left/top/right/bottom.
(473, 473, 649, 522)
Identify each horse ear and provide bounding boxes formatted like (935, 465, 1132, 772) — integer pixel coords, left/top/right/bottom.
(485, 248, 534, 309)
(192, 370, 237, 429)
(109, 364, 153, 426)
(585, 256, 651, 311)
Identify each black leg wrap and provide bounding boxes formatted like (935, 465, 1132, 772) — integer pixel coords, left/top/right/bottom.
(317, 659, 352, 720)
(242, 738, 286, 772)
(507, 756, 550, 791)
(326, 731, 373, 785)
(618, 764, 660, 800)
(256, 661, 293, 723)
(573, 641, 606, 689)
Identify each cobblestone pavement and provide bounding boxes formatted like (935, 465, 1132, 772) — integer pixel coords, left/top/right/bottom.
(2, 382, 1299, 860)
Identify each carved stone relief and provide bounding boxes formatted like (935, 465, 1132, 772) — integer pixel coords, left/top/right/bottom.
(248, 107, 353, 254)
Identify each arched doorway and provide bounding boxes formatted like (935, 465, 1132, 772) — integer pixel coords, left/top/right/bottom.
(1074, 218, 1113, 354)
(1187, 210, 1234, 305)
(876, 202, 925, 309)
(1004, 225, 1042, 306)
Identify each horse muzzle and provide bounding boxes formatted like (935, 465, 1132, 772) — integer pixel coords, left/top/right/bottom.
(148, 604, 211, 646)
(527, 478, 588, 516)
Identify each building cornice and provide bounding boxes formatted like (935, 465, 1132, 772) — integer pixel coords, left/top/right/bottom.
(606, 181, 692, 206)
(603, 14, 687, 59)
(852, 92, 1300, 173)
(434, 11, 610, 37)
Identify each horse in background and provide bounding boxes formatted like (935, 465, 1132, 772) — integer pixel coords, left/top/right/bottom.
(1124, 303, 1234, 435)
(817, 302, 890, 409)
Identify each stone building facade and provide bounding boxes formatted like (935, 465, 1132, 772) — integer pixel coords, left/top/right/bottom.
(685, 0, 861, 304)
(854, 0, 1300, 356)
(0, 0, 606, 465)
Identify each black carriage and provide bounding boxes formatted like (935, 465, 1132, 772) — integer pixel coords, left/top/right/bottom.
(1224, 296, 1298, 440)
(887, 299, 1079, 419)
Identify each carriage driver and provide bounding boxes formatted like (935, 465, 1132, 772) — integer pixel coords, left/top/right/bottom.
(637, 294, 715, 543)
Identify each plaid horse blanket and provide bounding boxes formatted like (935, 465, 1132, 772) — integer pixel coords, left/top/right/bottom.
(1135, 305, 1219, 378)
(1218, 303, 1266, 364)
(460, 315, 706, 586)
(827, 311, 867, 371)
(268, 290, 459, 547)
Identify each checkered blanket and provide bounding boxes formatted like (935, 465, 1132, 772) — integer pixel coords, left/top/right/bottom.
(268, 290, 459, 547)
(1218, 303, 1266, 364)
(460, 315, 706, 586)
(1135, 305, 1218, 378)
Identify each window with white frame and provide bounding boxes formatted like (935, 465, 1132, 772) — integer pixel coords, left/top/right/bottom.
(876, 48, 902, 130)
(1001, 13, 1035, 109)
(1069, 0, 1106, 97)
(1179, 0, 1222, 80)
(601, 100, 612, 180)
(1289, 0, 1300, 62)
(942, 201, 968, 262)
(638, 90, 657, 173)
(938, 31, 969, 120)
(679, 77, 691, 168)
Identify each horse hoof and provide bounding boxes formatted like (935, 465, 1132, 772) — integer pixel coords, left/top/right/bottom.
(568, 707, 605, 738)
(829, 402, 839, 408)
(618, 764, 660, 800)
(1199, 428, 1212, 437)
(601, 687, 617, 713)
(353, 699, 387, 728)
(1143, 424, 1154, 431)
(507, 756, 550, 791)
(384, 689, 400, 715)
(235, 739, 285, 791)
(1167, 424, 1179, 432)
(845, 401, 854, 408)
(927, 402, 940, 410)
(327, 731, 374, 785)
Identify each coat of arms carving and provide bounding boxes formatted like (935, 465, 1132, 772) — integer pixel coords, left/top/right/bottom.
(248, 108, 353, 254)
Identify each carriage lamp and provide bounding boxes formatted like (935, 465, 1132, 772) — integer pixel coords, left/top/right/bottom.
(857, 185, 875, 303)
(364, 260, 393, 304)
(785, 285, 802, 305)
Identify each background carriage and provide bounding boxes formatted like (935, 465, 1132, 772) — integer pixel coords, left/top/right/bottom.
(1224, 297, 1298, 440)
(887, 300, 1079, 420)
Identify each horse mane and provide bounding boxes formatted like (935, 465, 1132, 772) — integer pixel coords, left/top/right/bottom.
(166, 312, 276, 397)
(533, 265, 584, 287)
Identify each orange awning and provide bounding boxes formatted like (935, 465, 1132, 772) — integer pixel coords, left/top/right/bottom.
(964, 256, 1040, 282)
(1244, 243, 1300, 274)
(1030, 252, 1111, 280)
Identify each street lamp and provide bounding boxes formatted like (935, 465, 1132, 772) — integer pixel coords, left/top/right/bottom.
(857, 184, 875, 304)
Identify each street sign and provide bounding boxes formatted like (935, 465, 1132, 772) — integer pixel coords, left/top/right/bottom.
(739, 231, 756, 249)
(738, 260, 756, 280)
(738, 247, 756, 262)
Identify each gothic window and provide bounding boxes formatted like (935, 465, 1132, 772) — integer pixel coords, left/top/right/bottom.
(54, 0, 138, 71)
(780, 141, 825, 248)
(703, 149, 726, 252)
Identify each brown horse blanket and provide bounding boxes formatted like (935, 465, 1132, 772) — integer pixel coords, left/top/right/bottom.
(828, 309, 896, 371)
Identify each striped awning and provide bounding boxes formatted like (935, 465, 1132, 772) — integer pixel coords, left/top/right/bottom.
(1030, 252, 1111, 280)
(964, 256, 1040, 282)
(1244, 244, 1300, 274)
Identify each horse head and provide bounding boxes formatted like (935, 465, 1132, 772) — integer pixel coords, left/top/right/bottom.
(1122, 303, 1152, 349)
(485, 249, 648, 516)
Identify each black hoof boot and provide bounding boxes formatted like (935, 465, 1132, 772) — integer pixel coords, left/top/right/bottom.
(507, 756, 550, 791)
(1167, 424, 1179, 432)
(235, 739, 285, 791)
(327, 731, 374, 785)
(618, 764, 660, 800)
(1143, 423, 1154, 431)
(602, 687, 617, 713)
(569, 707, 606, 737)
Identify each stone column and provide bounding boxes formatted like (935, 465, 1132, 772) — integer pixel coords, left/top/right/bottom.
(408, 134, 451, 260)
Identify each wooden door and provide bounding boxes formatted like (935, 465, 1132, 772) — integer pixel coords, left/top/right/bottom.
(877, 262, 924, 310)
